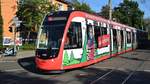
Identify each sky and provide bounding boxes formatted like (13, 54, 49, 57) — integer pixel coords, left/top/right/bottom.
(78, 0, 150, 18)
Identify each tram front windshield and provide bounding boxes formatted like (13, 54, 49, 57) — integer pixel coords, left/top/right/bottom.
(37, 17, 67, 50)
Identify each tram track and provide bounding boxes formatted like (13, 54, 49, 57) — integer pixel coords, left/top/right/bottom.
(120, 52, 150, 84)
(90, 58, 129, 84)
(60, 50, 150, 84)
(121, 61, 145, 84)
(64, 56, 128, 84)
(90, 52, 150, 84)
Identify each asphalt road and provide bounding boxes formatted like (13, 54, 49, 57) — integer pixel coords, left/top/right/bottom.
(0, 49, 150, 84)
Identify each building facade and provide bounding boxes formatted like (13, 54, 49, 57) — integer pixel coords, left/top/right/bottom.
(1, 0, 18, 45)
(50, 0, 69, 11)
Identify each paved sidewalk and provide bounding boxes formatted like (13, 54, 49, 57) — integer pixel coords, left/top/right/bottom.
(0, 50, 35, 61)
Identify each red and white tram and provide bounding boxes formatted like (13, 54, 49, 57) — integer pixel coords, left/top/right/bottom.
(35, 10, 145, 72)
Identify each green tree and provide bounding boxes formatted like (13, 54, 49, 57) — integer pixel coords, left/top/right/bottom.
(113, 0, 144, 28)
(80, 32, 87, 62)
(70, 51, 75, 62)
(70, 0, 94, 13)
(63, 51, 70, 66)
(0, 3, 3, 48)
(17, 0, 57, 43)
(99, 5, 110, 19)
(99, 0, 144, 29)
(144, 18, 150, 39)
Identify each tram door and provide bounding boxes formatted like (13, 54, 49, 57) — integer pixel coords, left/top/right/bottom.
(131, 31, 136, 50)
(117, 30, 121, 52)
(120, 30, 124, 51)
(87, 24, 95, 60)
(132, 32, 136, 49)
(131, 31, 133, 50)
(112, 29, 118, 54)
(116, 29, 125, 52)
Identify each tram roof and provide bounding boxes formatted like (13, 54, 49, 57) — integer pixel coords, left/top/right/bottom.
(47, 10, 147, 31)
(47, 11, 72, 17)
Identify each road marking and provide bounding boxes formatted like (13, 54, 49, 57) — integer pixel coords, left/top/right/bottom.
(89, 66, 115, 69)
(121, 55, 148, 84)
(4, 69, 24, 72)
(90, 58, 134, 84)
(0, 61, 16, 63)
(144, 70, 150, 72)
(90, 69, 114, 84)
(90, 66, 127, 71)
(121, 71, 135, 84)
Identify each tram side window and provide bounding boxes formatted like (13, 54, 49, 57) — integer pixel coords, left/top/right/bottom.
(120, 30, 124, 44)
(113, 29, 117, 45)
(87, 24, 94, 38)
(98, 25, 108, 48)
(64, 22, 82, 49)
(132, 32, 135, 43)
(127, 31, 131, 43)
(101, 27, 107, 35)
(94, 26, 101, 48)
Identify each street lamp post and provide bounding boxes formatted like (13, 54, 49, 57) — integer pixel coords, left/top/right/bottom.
(108, 0, 112, 20)
(108, 0, 112, 56)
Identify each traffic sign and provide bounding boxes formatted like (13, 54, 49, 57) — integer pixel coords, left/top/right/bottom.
(12, 16, 22, 27)
(15, 21, 22, 27)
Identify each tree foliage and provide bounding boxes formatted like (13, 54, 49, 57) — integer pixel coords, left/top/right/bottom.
(144, 18, 150, 39)
(99, 5, 109, 19)
(113, 0, 144, 28)
(16, 0, 57, 43)
(100, 0, 144, 29)
(17, 0, 57, 32)
(70, 0, 94, 13)
(144, 18, 150, 31)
